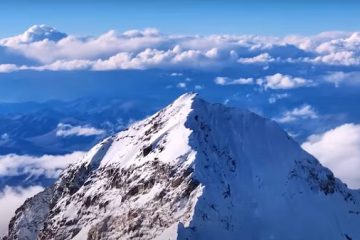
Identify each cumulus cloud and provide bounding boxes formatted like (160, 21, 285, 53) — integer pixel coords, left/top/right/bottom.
(0, 24, 67, 45)
(0, 152, 84, 178)
(276, 104, 318, 123)
(0, 185, 44, 236)
(1, 26, 166, 65)
(302, 123, 360, 189)
(312, 51, 360, 66)
(56, 123, 105, 137)
(258, 73, 313, 90)
(2, 25, 360, 75)
(89, 46, 234, 71)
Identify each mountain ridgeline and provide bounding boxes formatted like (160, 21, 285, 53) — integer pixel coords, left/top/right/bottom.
(4, 93, 360, 240)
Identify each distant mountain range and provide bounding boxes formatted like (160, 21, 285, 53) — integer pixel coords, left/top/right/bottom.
(0, 97, 157, 191)
(0, 97, 154, 156)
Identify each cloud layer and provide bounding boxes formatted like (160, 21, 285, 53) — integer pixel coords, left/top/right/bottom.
(0, 185, 44, 236)
(1, 25, 360, 76)
(302, 123, 360, 189)
(0, 152, 84, 178)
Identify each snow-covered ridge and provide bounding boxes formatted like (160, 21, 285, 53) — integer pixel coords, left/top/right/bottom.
(4, 93, 360, 240)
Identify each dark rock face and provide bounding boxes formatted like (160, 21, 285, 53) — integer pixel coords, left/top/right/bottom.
(290, 158, 355, 202)
(142, 145, 153, 157)
(35, 159, 200, 240)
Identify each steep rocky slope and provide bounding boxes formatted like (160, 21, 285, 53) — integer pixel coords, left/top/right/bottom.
(4, 93, 360, 240)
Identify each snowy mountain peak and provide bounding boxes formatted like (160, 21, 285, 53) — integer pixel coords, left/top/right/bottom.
(173, 91, 198, 103)
(4, 93, 360, 240)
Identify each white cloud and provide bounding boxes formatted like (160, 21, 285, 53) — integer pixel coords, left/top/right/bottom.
(312, 51, 360, 66)
(33, 59, 92, 71)
(0, 64, 19, 73)
(214, 76, 254, 85)
(214, 76, 227, 85)
(122, 28, 160, 38)
(0, 25, 67, 45)
(215, 74, 313, 90)
(302, 123, 360, 189)
(323, 71, 350, 87)
(176, 82, 187, 88)
(259, 73, 313, 90)
(56, 123, 105, 137)
(0, 185, 44, 237)
(170, 72, 183, 77)
(231, 78, 254, 85)
(268, 93, 289, 104)
(323, 71, 360, 87)
(276, 104, 318, 123)
(194, 85, 204, 90)
(2, 26, 360, 72)
(238, 53, 274, 64)
(1, 27, 166, 65)
(214, 73, 314, 89)
(0, 151, 84, 178)
(90, 46, 229, 71)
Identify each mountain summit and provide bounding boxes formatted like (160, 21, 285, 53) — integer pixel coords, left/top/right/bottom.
(5, 93, 360, 240)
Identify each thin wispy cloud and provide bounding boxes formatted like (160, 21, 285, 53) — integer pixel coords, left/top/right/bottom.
(323, 71, 360, 87)
(56, 123, 105, 137)
(214, 77, 254, 86)
(268, 93, 289, 104)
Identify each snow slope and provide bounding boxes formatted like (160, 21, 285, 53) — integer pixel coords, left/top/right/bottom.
(4, 93, 360, 240)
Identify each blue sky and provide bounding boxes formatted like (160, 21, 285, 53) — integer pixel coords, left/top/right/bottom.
(1, 0, 360, 37)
